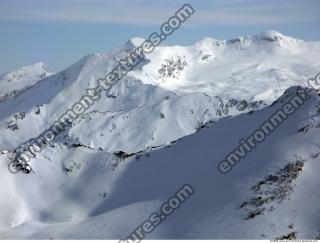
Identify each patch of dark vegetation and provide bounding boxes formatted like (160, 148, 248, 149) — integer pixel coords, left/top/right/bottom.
(288, 224, 294, 229)
(310, 151, 320, 159)
(195, 120, 215, 132)
(215, 96, 264, 117)
(6, 121, 18, 131)
(240, 196, 266, 208)
(35, 107, 40, 114)
(107, 94, 117, 99)
(114, 151, 133, 160)
(195, 121, 207, 131)
(111, 150, 149, 169)
(241, 160, 304, 220)
(71, 144, 83, 148)
(69, 143, 94, 150)
(63, 166, 73, 174)
(135, 154, 143, 161)
(99, 192, 108, 199)
(245, 208, 265, 219)
(6, 112, 32, 130)
(276, 231, 297, 240)
(62, 161, 85, 174)
(201, 54, 212, 61)
(14, 112, 25, 120)
(298, 124, 310, 133)
(158, 56, 187, 79)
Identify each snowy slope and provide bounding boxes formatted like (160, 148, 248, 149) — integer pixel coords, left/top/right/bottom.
(0, 31, 319, 155)
(0, 87, 319, 239)
(130, 30, 320, 102)
(0, 31, 320, 239)
(0, 62, 54, 102)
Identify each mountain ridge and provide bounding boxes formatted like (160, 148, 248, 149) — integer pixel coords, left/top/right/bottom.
(0, 30, 319, 239)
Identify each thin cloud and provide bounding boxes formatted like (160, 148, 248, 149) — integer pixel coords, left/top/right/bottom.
(0, 0, 319, 26)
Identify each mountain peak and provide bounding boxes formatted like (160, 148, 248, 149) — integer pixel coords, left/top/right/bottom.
(129, 37, 145, 46)
(0, 62, 54, 102)
(0, 62, 53, 82)
(123, 37, 145, 50)
(258, 30, 286, 41)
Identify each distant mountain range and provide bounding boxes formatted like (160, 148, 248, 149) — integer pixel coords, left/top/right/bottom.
(0, 30, 319, 239)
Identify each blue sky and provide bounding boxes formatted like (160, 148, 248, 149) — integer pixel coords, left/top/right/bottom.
(1, 0, 319, 74)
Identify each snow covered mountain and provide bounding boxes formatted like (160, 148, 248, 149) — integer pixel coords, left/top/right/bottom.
(0, 31, 319, 239)
(0, 62, 54, 103)
(131, 30, 320, 102)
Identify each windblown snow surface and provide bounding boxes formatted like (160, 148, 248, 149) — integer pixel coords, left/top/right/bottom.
(0, 30, 320, 239)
